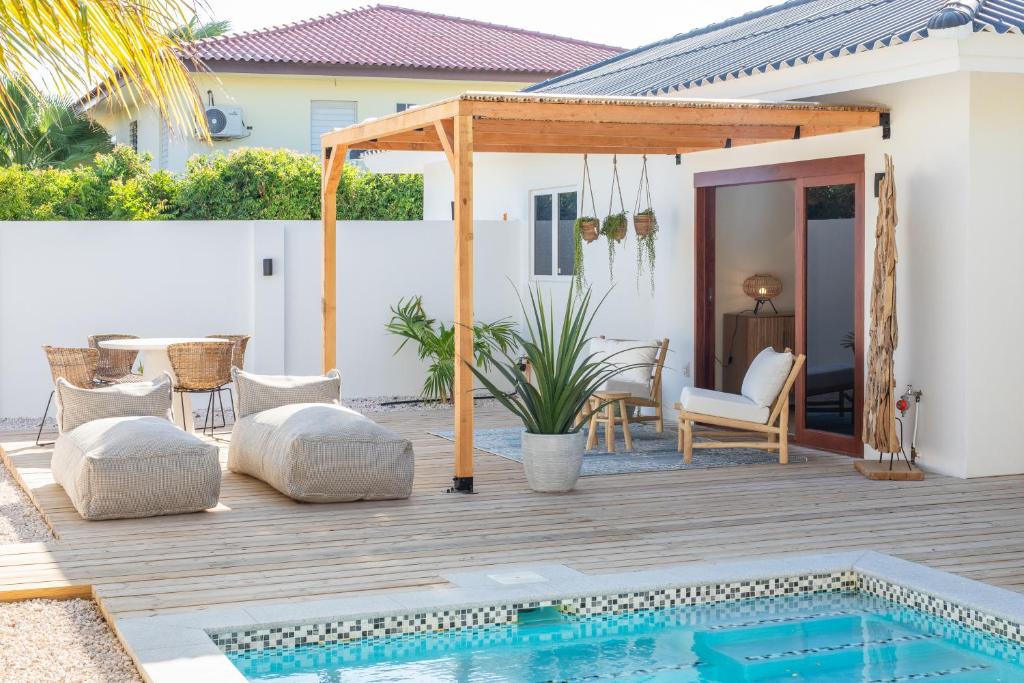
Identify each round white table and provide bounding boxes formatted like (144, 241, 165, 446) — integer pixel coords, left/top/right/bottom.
(99, 337, 229, 433)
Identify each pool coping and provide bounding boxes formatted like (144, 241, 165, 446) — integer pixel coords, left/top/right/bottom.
(114, 550, 1024, 683)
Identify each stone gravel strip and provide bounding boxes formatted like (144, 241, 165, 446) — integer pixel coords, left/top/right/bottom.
(0, 599, 142, 683)
(0, 455, 51, 543)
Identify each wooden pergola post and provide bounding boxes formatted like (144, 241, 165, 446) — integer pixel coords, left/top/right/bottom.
(322, 144, 347, 373)
(450, 114, 475, 492)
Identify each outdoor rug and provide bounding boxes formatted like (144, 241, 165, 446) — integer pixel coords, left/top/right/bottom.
(430, 423, 805, 476)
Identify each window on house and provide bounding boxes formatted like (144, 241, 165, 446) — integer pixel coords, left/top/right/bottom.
(396, 103, 416, 112)
(158, 120, 169, 169)
(530, 189, 577, 278)
(310, 100, 357, 155)
(129, 120, 138, 153)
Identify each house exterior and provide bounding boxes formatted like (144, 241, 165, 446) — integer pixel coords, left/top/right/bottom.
(81, 4, 621, 172)
(367, 0, 1024, 478)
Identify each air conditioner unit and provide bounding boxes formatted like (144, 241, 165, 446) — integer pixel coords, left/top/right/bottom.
(204, 105, 248, 139)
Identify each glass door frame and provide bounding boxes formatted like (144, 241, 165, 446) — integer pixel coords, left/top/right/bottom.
(693, 155, 865, 456)
(794, 173, 865, 455)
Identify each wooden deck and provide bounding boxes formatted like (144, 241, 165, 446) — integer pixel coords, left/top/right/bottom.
(2, 403, 1024, 623)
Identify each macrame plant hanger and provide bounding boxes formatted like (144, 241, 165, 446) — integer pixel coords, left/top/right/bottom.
(632, 154, 658, 294)
(577, 154, 599, 243)
(601, 155, 627, 281)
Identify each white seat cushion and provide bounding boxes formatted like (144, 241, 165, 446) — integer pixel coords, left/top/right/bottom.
(597, 378, 651, 398)
(679, 386, 770, 424)
(589, 338, 659, 386)
(741, 347, 795, 408)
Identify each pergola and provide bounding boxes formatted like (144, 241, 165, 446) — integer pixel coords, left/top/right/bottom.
(320, 92, 888, 493)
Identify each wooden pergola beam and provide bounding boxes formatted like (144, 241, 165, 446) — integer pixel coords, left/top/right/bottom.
(321, 144, 347, 373)
(451, 114, 474, 492)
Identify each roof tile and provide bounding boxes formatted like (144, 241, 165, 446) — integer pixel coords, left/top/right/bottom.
(187, 4, 623, 76)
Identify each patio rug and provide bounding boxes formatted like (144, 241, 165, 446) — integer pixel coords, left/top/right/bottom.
(429, 424, 804, 476)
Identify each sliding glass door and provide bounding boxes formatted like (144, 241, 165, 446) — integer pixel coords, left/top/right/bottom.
(795, 175, 864, 453)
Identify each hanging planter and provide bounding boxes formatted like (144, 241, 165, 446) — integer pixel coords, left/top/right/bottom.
(573, 154, 600, 292)
(601, 155, 627, 281)
(632, 154, 659, 294)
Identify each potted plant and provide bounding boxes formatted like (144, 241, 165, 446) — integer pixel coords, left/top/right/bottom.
(575, 216, 599, 243)
(573, 217, 599, 293)
(634, 208, 658, 294)
(601, 212, 628, 280)
(467, 284, 648, 492)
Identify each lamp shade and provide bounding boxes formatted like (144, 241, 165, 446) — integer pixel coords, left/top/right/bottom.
(743, 274, 782, 301)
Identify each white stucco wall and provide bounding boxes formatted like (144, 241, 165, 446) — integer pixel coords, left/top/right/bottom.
(963, 71, 1024, 478)
(0, 219, 521, 418)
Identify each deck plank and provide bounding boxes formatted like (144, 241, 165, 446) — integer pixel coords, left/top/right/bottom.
(2, 404, 1024, 619)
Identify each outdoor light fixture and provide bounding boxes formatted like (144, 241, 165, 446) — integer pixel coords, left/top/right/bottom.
(743, 274, 782, 315)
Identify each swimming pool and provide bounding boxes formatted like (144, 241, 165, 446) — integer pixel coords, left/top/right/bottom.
(228, 590, 1024, 682)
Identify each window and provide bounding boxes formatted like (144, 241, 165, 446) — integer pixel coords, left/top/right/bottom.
(396, 103, 416, 112)
(310, 100, 357, 154)
(157, 120, 169, 169)
(129, 120, 138, 153)
(530, 189, 577, 278)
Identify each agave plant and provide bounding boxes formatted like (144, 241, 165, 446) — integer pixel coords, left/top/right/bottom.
(467, 284, 652, 435)
(385, 296, 517, 402)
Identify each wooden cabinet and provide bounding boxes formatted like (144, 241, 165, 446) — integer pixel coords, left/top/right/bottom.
(721, 312, 795, 393)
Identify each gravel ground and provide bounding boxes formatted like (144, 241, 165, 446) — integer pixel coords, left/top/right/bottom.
(0, 599, 141, 683)
(0, 457, 51, 544)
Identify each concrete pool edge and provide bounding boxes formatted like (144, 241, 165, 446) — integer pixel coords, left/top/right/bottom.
(115, 551, 1024, 683)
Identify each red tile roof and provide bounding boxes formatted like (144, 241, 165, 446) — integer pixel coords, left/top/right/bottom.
(187, 5, 623, 77)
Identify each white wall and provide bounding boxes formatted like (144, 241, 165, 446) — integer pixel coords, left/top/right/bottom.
(0, 219, 520, 418)
(714, 182, 796, 387)
(964, 71, 1024, 477)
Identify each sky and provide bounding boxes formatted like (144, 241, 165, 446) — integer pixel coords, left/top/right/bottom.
(197, 0, 776, 50)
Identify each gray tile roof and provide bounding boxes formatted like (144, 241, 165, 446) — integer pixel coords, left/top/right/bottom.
(526, 0, 1024, 96)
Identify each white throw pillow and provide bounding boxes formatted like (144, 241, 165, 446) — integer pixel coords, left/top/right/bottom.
(588, 338, 659, 385)
(55, 373, 173, 433)
(740, 347, 794, 408)
(232, 368, 341, 418)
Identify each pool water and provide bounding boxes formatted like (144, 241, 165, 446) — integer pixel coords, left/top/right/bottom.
(229, 592, 1024, 682)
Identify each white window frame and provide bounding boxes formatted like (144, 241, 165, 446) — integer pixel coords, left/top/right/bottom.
(528, 186, 578, 282)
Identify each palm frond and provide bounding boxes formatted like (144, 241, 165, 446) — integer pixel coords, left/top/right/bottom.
(0, 0, 208, 140)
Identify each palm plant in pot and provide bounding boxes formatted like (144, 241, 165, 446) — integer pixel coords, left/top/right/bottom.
(467, 284, 649, 492)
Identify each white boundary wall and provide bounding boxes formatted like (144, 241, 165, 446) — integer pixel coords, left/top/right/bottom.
(0, 219, 523, 418)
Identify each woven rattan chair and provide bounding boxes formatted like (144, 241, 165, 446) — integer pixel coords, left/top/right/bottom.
(167, 342, 234, 434)
(37, 346, 100, 446)
(207, 334, 250, 424)
(88, 334, 141, 383)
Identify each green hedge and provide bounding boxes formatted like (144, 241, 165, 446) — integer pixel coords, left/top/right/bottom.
(0, 146, 423, 221)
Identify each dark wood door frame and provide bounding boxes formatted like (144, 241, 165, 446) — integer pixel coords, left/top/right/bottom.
(693, 155, 865, 455)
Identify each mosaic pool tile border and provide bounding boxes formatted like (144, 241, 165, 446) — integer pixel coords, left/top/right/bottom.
(208, 569, 1024, 655)
(209, 571, 857, 653)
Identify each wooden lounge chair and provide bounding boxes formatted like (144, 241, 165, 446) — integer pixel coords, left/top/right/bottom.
(577, 338, 670, 442)
(674, 348, 806, 465)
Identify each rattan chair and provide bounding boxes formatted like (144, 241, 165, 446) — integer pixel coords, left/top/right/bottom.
(207, 334, 250, 423)
(88, 334, 141, 383)
(167, 341, 234, 434)
(37, 346, 100, 446)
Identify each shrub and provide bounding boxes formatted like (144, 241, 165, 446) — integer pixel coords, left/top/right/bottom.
(0, 146, 423, 221)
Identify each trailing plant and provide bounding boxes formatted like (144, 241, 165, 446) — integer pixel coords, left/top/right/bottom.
(634, 208, 658, 295)
(601, 212, 627, 281)
(632, 155, 658, 294)
(466, 283, 651, 435)
(384, 296, 517, 402)
(572, 216, 597, 292)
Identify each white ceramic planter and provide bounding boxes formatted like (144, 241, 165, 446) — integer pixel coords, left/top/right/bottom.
(521, 430, 585, 493)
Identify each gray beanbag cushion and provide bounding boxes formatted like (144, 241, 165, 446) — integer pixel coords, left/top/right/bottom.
(52, 416, 221, 520)
(228, 403, 414, 503)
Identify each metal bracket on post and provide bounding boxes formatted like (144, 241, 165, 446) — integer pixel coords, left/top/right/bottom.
(447, 476, 475, 494)
(793, 126, 801, 140)
(880, 112, 891, 139)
